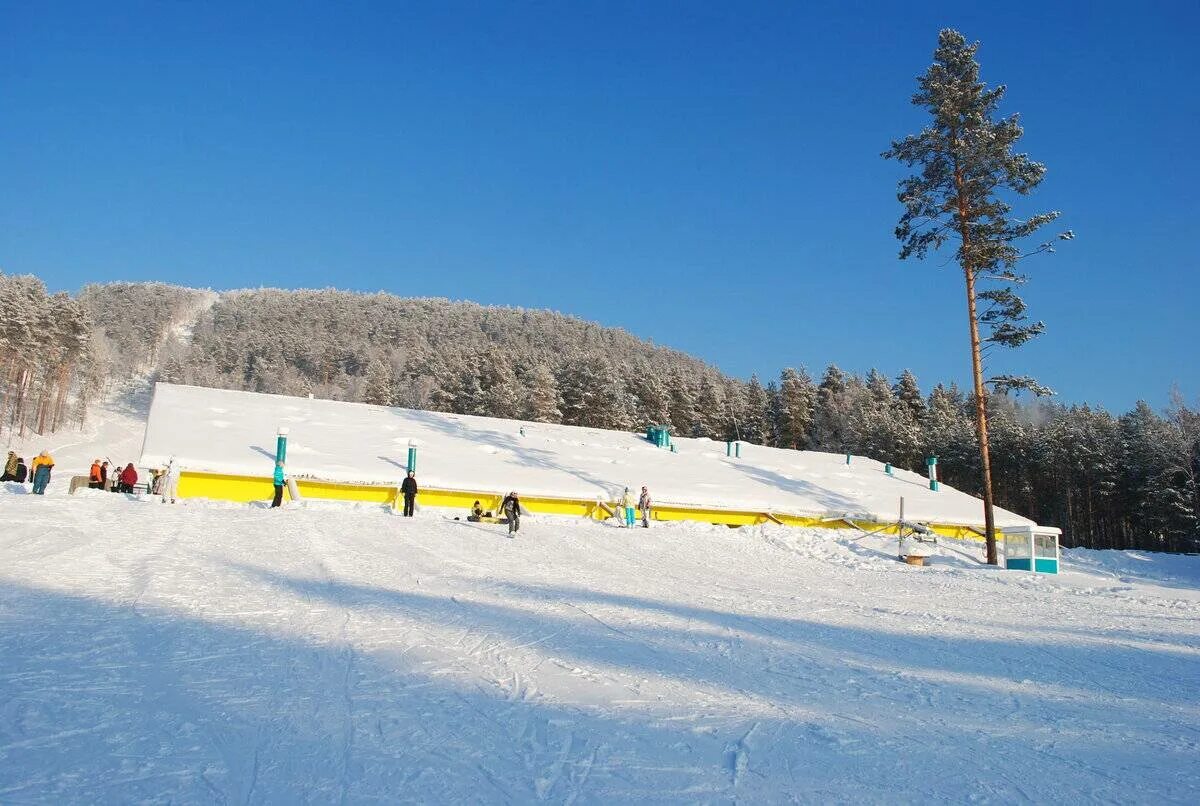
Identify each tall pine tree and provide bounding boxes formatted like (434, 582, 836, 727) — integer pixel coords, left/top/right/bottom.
(884, 29, 1069, 564)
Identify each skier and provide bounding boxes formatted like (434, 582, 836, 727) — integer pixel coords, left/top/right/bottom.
(118, 462, 138, 494)
(501, 491, 521, 536)
(15, 457, 28, 483)
(271, 461, 285, 508)
(30, 451, 54, 495)
(89, 459, 103, 489)
(100, 461, 109, 490)
(400, 470, 418, 517)
(638, 485, 652, 528)
(162, 457, 181, 504)
(1, 451, 17, 481)
(621, 487, 635, 527)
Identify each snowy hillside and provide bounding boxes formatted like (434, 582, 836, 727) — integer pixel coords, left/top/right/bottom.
(1, 489, 1198, 803)
(141, 383, 1033, 529)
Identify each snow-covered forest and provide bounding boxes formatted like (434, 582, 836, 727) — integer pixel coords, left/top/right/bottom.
(3, 274, 1197, 552)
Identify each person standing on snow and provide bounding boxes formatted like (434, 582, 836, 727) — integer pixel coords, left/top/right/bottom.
(638, 486, 652, 528)
(162, 457, 181, 504)
(118, 462, 138, 494)
(30, 451, 55, 495)
(2, 451, 17, 481)
(15, 457, 28, 484)
(100, 461, 109, 490)
(501, 491, 521, 536)
(400, 471, 418, 517)
(89, 459, 103, 489)
(271, 461, 286, 508)
(621, 487, 636, 527)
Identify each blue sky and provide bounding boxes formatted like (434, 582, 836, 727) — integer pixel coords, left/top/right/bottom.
(2, 1, 1196, 412)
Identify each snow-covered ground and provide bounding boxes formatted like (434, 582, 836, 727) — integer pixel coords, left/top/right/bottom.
(2, 487, 1197, 803)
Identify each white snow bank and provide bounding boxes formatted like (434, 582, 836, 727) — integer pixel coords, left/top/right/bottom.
(1063, 546, 1200, 589)
(140, 383, 1033, 528)
(1, 489, 1196, 802)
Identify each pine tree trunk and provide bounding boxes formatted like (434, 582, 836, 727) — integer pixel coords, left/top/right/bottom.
(953, 147, 999, 565)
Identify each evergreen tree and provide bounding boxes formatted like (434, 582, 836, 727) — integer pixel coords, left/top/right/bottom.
(740, 375, 770, 445)
(810, 364, 850, 452)
(777, 367, 816, 450)
(362, 359, 396, 406)
(694, 376, 725, 439)
(629, 361, 671, 429)
(668, 373, 700, 437)
(525, 364, 562, 423)
(480, 350, 520, 420)
(894, 370, 926, 422)
(884, 29, 1070, 564)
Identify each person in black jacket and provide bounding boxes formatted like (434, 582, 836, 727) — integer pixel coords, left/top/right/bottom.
(501, 491, 521, 536)
(14, 457, 28, 483)
(400, 471, 418, 517)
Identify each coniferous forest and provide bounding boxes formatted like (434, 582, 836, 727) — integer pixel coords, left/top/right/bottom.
(3, 274, 1197, 553)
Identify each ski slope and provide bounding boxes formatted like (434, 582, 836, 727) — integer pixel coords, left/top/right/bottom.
(1, 489, 1197, 803)
(141, 383, 1034, 528)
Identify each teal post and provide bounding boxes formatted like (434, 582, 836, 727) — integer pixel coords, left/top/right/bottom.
(734, 442, 741, 458)
(845, 453, 851, 465)
(726, 441, 732, 457)
(276, 427, 289, 465)
(927, 456, 940, 491)
(406, 440, 418, 474)
(885, 462, 893, 476)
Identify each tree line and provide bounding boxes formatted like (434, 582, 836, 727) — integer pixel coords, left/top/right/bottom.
(4, 277, 1196, 553)
(0, 273, 96, 436)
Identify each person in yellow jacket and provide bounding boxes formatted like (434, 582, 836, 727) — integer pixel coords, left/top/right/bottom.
(30, 451, 54, 495)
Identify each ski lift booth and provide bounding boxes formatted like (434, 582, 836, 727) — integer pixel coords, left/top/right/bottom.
(1002, 525, 1062, 574)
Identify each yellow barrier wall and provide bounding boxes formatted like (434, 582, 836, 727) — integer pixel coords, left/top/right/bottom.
(175, 471, 991, 541)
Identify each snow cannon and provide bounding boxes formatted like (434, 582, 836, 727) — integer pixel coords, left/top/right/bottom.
(1002, 525, 1061, 574)
(926, 456, 940, 491)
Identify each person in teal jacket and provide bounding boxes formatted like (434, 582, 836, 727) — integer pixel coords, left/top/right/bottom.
(272, 462, 286, 508)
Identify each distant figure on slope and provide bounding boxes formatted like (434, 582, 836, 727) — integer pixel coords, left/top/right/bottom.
(100, 461, 109, 490)
(468, 500, 484, 522)
(501, 491, 521, 536)
(272, 461, 286, 508)
(162, 458, 181, 504)
(89, 459, 103, 490)
(621, 487, 635, 527)
(2, 451, 17, 481)
(30, 451, 55, 495)
(638, 486, 652, 528)
(400, 471, 418, 517)
(118, 463, 138, 494)
(15, 457, 28, 484)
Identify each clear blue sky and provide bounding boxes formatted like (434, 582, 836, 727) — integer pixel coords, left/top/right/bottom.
(2, 1, 1196, 412)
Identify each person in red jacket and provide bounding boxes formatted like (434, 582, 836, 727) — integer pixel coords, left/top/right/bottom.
(119, 463, 138, 494)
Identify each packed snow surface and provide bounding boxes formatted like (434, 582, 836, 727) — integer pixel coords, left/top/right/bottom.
(141, 383, 1033, 527)
(2, 489, 1197, 803)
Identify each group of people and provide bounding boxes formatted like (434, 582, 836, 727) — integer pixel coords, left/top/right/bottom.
(3, 451, 54, 494)
(459, 485, 652, 536)
(466, 492, 524, 535)
(618, 486, 653, 528)
(86, 459, 145, 494)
